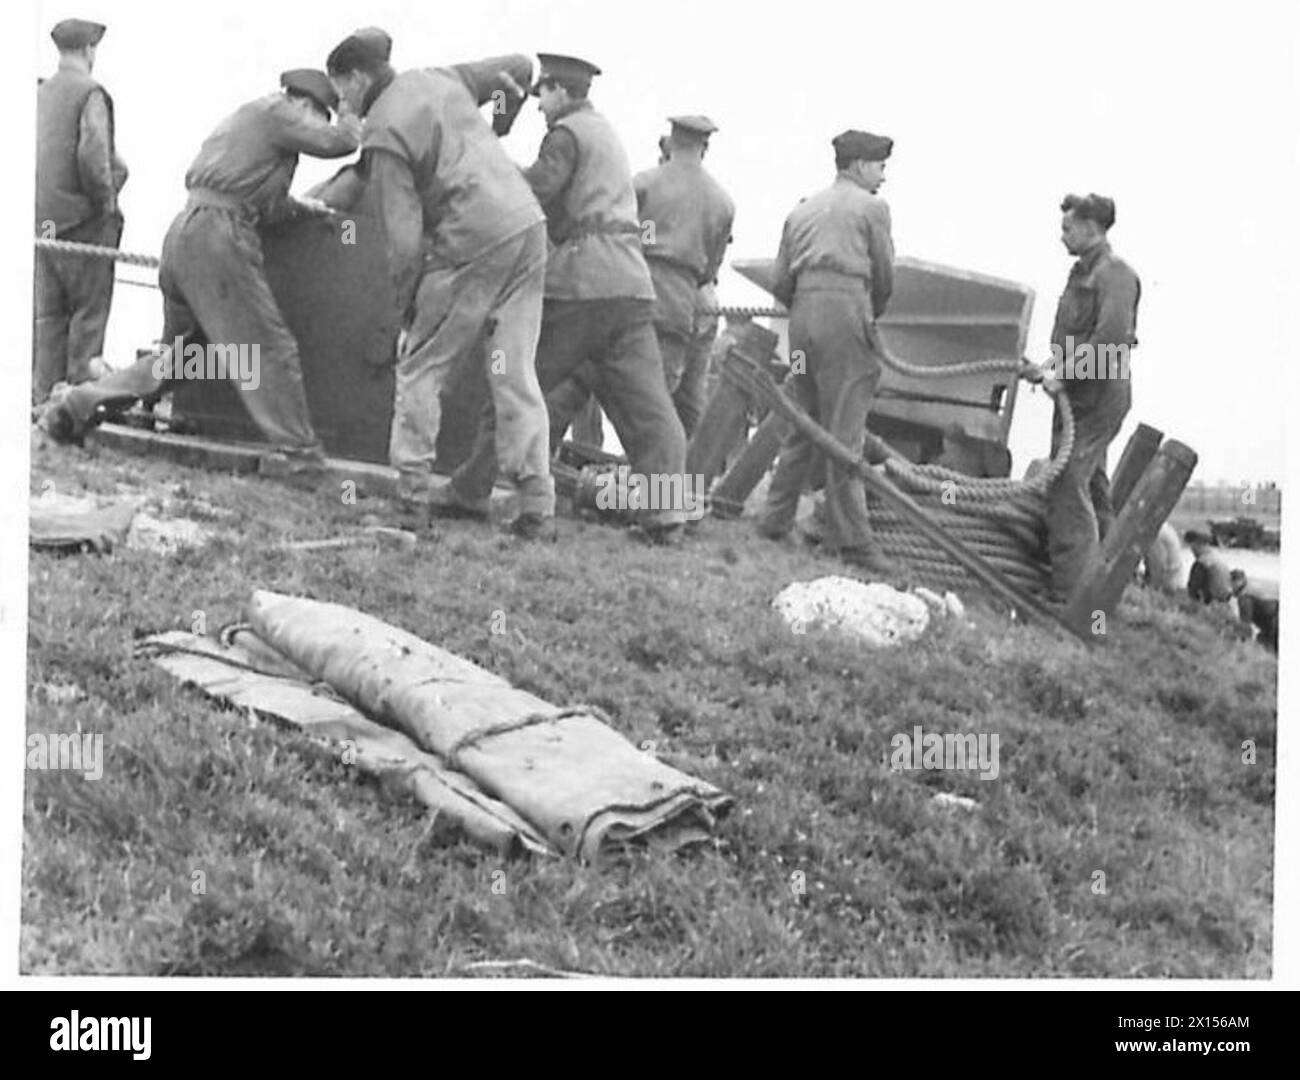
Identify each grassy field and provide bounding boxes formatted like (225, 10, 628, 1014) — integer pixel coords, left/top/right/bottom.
(23, 434, 1277, 978)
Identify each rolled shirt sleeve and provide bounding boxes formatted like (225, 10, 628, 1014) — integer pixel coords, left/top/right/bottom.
(77, 90, 118, 214)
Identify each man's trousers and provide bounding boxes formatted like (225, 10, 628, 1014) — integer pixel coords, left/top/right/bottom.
(757, 280, 883, 554)
(33, 211, 123, 404)
(58, 202, 324, 464)
(452, 296, 687, 527)
(1045, 378, 1132, 597)
(389, 223, 554, 517)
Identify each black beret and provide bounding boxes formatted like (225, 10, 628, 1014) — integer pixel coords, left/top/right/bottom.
(51, 18, 106, 49)
(327, 31, 390, 75)
(1061, 192, 1117, 230)
(832, 129, 893, 163)
(281, 69, 338, 113)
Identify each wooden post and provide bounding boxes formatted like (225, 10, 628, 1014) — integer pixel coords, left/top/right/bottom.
(710, 411, 790, 518)
(1110, 422, 1164, 511)
(685, 323, 777, 492)
(1063, 439, 1198, 640)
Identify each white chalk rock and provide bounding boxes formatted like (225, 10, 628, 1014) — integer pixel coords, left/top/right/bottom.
(932, 792, 979, 812)
(773, 576, 930, 647)
(943, 591, 966, 620)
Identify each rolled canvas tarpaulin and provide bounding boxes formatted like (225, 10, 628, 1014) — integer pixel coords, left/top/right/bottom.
(246, 591, 731, 860)
(139, 630, 553, 857)
(143, 591, 731, 861)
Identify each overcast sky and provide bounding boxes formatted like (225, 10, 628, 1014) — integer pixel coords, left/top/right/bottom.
(18, 0, 1300, 484)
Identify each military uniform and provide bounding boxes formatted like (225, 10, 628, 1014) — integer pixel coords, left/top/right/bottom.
(55, 74, 357, 458)
(634, 120, 733, 395)
(449, 56, 687, 529)
(548, 116, 733, 439)
(33, 20, 128, 403)
(757, 132, 895, 558)
(347, 47, 555, 517)
(1045, 239, 1141, 596)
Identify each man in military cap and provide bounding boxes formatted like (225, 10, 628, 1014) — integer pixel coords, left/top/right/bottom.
(34, 18, 129, 404)
(1025, 193, 1141, 599)
(41, 71, 359, 482)
(450, 54, 690, 541)
(324, 32, 555, 535)
(549, 116, 734, 442)
(655, 119, 733, 438)
(755, 130, 897, 575)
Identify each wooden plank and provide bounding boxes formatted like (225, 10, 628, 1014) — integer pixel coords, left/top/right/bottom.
(710, 411, 789, 518)
(685, 325, 769, 489)
(88, 424, 515, 516)
(88, 423, 263, 473)
(1110, 422, 1164, 512)
(1063, 440, 1198, 638)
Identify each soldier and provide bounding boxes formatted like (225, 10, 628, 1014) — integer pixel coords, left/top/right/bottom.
(41, 70, 359, 485)
(1026, 193, 1141, 600)
(639, 115, 734, 433)
(1185, 531, 1234, 603)
(444, 54, 690, 541)
(548, 116, 734, 439)
(755, 130, 898, 575)
(324, 32, 555, 536)
(1230, 570, 1279, 652)
(34, 18, 129, 404)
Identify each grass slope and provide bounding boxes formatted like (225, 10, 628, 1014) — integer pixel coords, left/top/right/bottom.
(23, 437, 1276, 977)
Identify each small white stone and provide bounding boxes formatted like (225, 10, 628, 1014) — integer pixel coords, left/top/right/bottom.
(932, 792, 979, 812)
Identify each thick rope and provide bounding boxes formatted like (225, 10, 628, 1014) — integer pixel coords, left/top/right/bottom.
(704, 305, 788, 320)
(35, 236, 161, 269)
(710, 298, 1076, 500)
